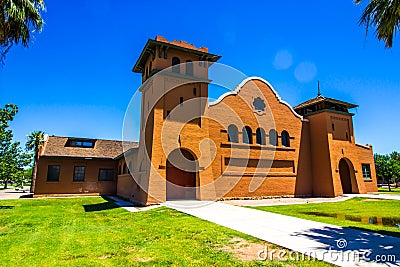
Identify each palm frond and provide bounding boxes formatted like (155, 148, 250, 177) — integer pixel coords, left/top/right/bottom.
(0, 0, 46, 63)
(355, 0, 400, 48)
(25, 130, 45, 158)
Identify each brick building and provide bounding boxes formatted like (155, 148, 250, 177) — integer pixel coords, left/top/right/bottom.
(35, 36, 377, 203)
(34, 136, 137, 196)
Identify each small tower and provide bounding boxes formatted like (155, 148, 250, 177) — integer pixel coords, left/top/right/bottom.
(294, 84, 375, 197)
(295, 84, 358, 144)
(131, 36, 221, 203)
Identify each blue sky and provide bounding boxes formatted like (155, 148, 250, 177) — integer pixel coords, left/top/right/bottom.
(0, 0, 399, 154)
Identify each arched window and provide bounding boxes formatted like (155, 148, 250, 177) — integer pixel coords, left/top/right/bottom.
(243, 126, 253, 144)
(256, 128, 266, 145)
(281, 130, 290, 147)
(186, 60, 193, 76)
(227, 124, 238, 143)
(172, 57, 180, 73)
(123, 163, 127, 174)
(269, 129, 278, 146)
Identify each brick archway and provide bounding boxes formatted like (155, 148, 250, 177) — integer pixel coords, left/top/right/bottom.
(166, 148, 197, 200)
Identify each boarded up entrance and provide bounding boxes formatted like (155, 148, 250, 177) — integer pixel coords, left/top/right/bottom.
(166, 148, 197, 200)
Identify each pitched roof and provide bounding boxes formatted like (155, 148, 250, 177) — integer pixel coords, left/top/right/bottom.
(294, 95, 358, 110)
(154, 36, 209, 53)
(39, 136, 138, 160)
(132, 36, 221, 73)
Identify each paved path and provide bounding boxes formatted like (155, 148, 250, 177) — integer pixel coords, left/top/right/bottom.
(108, 196, 159, 212)
(223, 194, 400, 207)
(344, 194, 400, 201)
(165, 201, 400, 267)
(223, 195, 351, 207)
(0, 186, 32, 200)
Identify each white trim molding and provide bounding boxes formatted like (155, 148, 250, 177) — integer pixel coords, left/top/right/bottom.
(208, 76, 304, 120)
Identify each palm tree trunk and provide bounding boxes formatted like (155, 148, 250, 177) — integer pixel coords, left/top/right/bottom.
(0, 0, 6, 44)
(30, 156, 38, 193)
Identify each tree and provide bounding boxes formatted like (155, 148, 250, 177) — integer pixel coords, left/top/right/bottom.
(0, 141, 30, 189)
(26, 130, 44, 193)
(374, 153, 400, 191)
(0, 104, 17, 124)
(0, 104, 17, 165)
(23, 166, 32, 182)
(390, 151, 400, 188)
(0, 104, 30, 189)
(355, 0, 400, 48)
(0, 0, 46, 64)
(0, 104, 17, 163)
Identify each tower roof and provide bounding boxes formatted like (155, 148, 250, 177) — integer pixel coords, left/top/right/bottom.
(132, 36, 221, 73)
(294, 81, 358, 116)
(294, 94, 358, 117)
(294, 95, 358, 110)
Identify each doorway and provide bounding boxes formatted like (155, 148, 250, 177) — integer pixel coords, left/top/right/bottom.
(166, 148, 197, 200)
(339, 158, 358, 194)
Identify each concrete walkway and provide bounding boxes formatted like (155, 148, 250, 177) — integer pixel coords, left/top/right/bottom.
(223, 193, 400, 207)
(165, 201, 400, 267)
(223, 195, 351, 207)
(0, 186, 32, 200)
(108, 196, 159, 212)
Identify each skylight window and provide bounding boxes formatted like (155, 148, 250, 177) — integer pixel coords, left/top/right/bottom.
(66, 139, 96, 148)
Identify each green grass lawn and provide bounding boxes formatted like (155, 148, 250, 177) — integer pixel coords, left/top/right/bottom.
(252, 198, 400, 237)
(0, 197, 329, 267)
(378, 187, 400, 194)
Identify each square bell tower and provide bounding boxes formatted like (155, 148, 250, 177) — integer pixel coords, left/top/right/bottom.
(131, 36, 221, 204)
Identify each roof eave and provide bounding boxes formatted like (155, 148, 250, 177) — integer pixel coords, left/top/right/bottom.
(39, 155, 115, 161)
(132, 38, 153, 73)
(302, 109, 356, 117)
(132, 39, 221, 73)
(294, 97, 358, 110)
(114, 147, 139, 160)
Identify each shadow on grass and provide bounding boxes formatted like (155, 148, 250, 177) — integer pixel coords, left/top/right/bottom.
(0, 206, 13, 209)
(83, 196, 119, 212)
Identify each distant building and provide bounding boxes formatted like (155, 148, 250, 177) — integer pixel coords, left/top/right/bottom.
(35, 36, 377, 203)
(35, 136, 137, 196)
